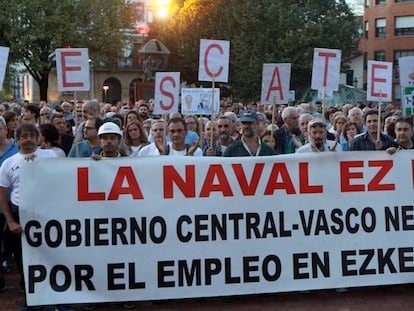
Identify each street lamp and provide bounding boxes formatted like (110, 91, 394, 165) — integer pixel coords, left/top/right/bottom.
(103, 85, 109, 103)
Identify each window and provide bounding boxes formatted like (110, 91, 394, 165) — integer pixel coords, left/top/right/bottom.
(395, 16, 414, 36)
(375, 0, 386, 4)
(396, 0, 414, 2)
(365, 21, 369, 39)
(375, 18, 386, 38)
(374, 50, 385, 61)
(394, 84, 401, 101)
(394, 50, 414, 79)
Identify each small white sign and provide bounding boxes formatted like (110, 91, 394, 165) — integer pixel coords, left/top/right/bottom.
(367, 60, 393, 102)
(181, 88, 220, 115)
(153, 72, 180, 115)
(56, 48, 90, 91)
(198, 39, 230, 83)
(398, 56, 414, 87)
(0, 47, 10, 91)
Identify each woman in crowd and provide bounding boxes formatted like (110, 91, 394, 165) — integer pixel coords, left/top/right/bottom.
(2, 111, 18, 140)
(38, 123, 66, 157)
(341, 121, 360, 151)
(122, 120, 149, 157)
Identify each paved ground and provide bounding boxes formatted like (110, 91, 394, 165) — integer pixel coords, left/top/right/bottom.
(2, 263, 414, 311)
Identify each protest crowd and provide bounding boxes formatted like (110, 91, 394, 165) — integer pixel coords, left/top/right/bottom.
(0, 94, 411, 311)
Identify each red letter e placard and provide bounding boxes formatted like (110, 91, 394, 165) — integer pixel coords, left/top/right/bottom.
(56, 48, 90, 91)
(367, 60, 392, 102)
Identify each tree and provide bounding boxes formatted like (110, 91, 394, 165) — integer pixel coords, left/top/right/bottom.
(0, 0, 132, 101)
(150, 0, 359, 100)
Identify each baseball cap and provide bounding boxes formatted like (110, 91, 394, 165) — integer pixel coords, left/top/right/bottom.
(98, 122, 122, 137)
(239, 110, 258, 122)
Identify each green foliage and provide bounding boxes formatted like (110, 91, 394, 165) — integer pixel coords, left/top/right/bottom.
(150, 0, 359, 100)
(0, 0, 131, 100)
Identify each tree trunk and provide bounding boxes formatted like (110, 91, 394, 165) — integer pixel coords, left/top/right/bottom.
(38, 73, 49, 102)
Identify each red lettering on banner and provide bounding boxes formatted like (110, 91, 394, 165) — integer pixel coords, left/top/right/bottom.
(299, 162, 323, 193)
(164, 165, 196, 199)
(199, 164, 233, 197)
(367, 160, 394, 191)
(370, 64, 388, 98)
(159, 76, 176, 110)
(61, 51, 83, 87)
(204, 44, 223, 78)
(340, 161, 365, 192)
(77, 167, 143, 201)
(340, 160, 395, 192)
(232, 163, 265, 196)
(107, 167, 144, 200)
(78, 168, 105, 201)
(264, 163, 296, 195)
(318, 52, 337, 87)
(265, 67, 284, 101)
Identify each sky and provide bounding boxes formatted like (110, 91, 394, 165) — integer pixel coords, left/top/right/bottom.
(345, 0, 364, 15)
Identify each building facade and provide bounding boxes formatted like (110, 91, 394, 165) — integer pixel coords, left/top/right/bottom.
(362, 0, 414, 103)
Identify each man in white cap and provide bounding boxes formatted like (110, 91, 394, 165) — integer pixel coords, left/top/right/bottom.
(92, 121, 123, 159)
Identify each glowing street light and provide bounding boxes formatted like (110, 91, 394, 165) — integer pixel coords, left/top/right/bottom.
(154, 0, 171, 18)
(103, 85, 109, 103)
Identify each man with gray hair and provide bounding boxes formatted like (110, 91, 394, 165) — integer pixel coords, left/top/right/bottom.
(274, 106, 300, 154)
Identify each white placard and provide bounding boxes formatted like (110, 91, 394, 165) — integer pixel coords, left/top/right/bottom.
(198, 39, 230, 83)
(56, 48, 90, 91)
(367, 60, 393, 102)
(181, 88, 220, 115)
(260, 63, 291, 104)
(311, 48, 342, 92)
(0, 47, 9, 91)
(398, 56, 414, 87)
(153, 72, 180, 115)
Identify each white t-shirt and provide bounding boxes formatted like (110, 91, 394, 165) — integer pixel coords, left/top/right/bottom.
(296, 140, 343, 153)
(0, 149, 57, 206)
(138, 142, 203, 157)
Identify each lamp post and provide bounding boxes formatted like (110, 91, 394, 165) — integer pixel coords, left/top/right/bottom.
(103, 85, 109, 103)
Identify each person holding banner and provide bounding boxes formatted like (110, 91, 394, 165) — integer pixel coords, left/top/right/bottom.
(296, 119, 342, 153)
(350, 110, 394, 151)
(0, 123, 75, 311)
(224, 110, 276, 157)
(386, 117, 414, 154)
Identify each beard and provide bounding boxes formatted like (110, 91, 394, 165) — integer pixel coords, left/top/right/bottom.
(219, 132, 230, 140)
(313, 139, 324, 150)
(242, 128, 255, 138)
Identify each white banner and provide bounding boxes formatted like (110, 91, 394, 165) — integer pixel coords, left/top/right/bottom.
(56, 48, 90, 91)
(0, 47, 9, 91)
(153, 72, 180, 115)
(20, 152, 414, 306)
(198, 39, 230, 82)
(367, 60, 393, 102)
(181, 88, 220, 115)
(260, 63, 291, 104)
